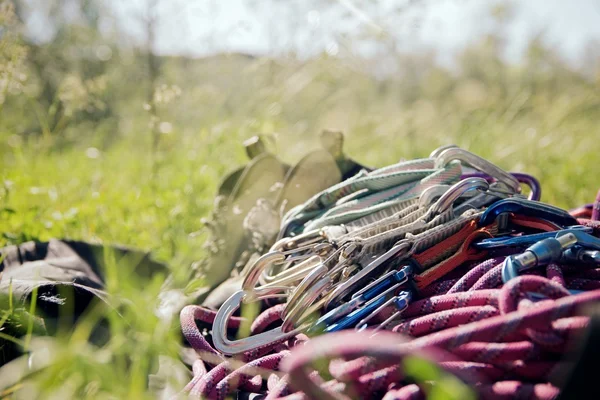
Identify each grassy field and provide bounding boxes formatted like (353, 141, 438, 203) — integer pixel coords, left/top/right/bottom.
(2, 9, 600, 397)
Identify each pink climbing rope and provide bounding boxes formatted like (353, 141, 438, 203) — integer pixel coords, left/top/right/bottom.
(178, 215, 600, 399)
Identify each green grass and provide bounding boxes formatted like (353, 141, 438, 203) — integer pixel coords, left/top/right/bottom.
(2, 44, 600, 398)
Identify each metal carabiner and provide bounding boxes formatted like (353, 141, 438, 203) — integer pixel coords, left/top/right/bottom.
(357, 291, 412, 332)
(325, 240, 413, 310)
(259, 242, 332, 286)
(281, 274, 331, 332)
(280, 248, 363, 332)
(212, 290, 306, 356)
(417, 185, 453, 210)
(270, 228, 327, 252)
(423, 177, 489, 220)
(241, 252, 286, 299)
(308, 266, 412, 333)
(461, 172, 541, 201)
(557, 230, 600, 264)
(473, 226, 592, 250)
(502, 229, 600, 283)
(259, 255, 323, 288)
(284, 263, 328, 318)
(501, 232, 578, 283)
(478, 198, 579, 228)
(434, 147, 521, 194)
(325, 289, 412, 333)
(563, 248, 600, 264)
(324, 288, 397, 333)
(429, 144, 459, 158)
(556, 230, 600, 251)
(282, 243, 359, 323)
(351, 265, 412, 299)
(326, 208, 480, 310)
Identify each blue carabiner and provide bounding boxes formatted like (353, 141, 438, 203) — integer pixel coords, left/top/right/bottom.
(501, 229, 600, 283)
(326, 290, 412, 333)
(324, 292, 391, 332)
(351, 266, 412, 301)
(473, 226, 592, 250)
(556, 230, 600, 251)
(309, 266, 412, 333)
(563, 247, 600, 264)
(501, 232, 578, 283)
(557, 230, 600, 264)
(478, 198, 578, 228)
(357, 291, 413, 331)
(499, 231, 600, 296)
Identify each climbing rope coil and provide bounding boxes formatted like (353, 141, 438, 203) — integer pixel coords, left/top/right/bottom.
(178, 143, 600, 399)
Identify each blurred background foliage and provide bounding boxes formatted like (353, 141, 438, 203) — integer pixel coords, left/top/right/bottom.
(1, 1, 598, 190)
(2, 1, 600, 200)
(1, 0, 600, 398)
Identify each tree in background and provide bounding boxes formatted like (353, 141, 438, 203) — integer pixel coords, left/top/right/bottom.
(0, 1, 27, 112)
(5, 0, 116, 142)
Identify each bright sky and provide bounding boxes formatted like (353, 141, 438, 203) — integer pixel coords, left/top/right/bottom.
(28, 0, 600, 64)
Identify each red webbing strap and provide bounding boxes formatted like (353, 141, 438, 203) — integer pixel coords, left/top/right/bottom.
(412, 220, 480, 271)
(413, 224, 492, 290)
(510, 214, 561, 232)
(412, 213, 562, 290)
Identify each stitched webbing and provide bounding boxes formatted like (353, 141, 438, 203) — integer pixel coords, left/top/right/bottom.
(303, 162, 462, 232)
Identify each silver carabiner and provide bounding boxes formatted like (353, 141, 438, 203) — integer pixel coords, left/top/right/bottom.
(259, 255, 323, 288)
(281, 274, 331, 332)
(212, 290, 306, 356)
(242, 252, 286, 295)
(424, 177, 490, 220)
(325, 240, 413, 309)
(434, 147, 520, 194)
(429, 144, 459, 158)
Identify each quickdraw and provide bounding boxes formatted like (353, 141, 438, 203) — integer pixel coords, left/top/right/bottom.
(178, 145, 600, 400)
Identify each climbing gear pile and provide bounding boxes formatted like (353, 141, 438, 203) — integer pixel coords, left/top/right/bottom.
(179, 140, 600, 399)
(198, 132, 366, 307)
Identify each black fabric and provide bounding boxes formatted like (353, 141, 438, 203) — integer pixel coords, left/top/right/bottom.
(0, 239, 168, 364)
(340, 157, 370, 180)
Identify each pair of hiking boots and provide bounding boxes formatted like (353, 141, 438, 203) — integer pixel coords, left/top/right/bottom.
(198, 131, 366, 308)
